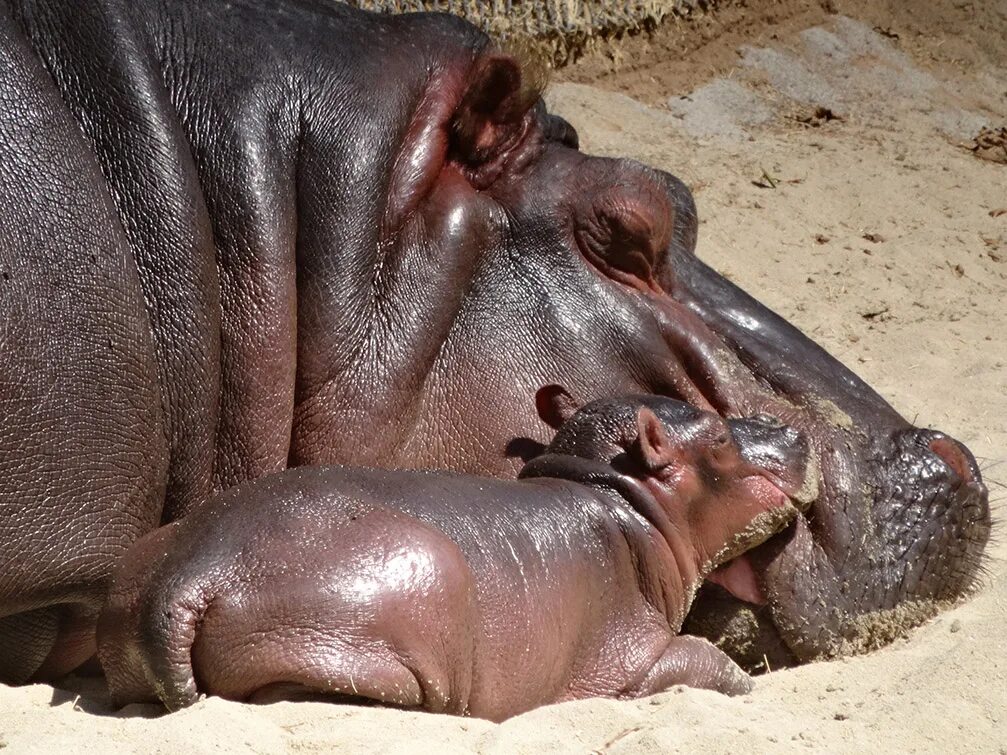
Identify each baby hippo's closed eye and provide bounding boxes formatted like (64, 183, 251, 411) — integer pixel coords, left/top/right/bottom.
(98, 386, 811, 721)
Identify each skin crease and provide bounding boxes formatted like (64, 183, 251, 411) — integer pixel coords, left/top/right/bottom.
(0, 0, 991, 685)
(97, 394, 813, 719)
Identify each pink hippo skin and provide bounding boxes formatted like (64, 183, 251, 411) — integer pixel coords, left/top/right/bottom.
(98, 389, 816, 720)
(0, 0, 987, 685)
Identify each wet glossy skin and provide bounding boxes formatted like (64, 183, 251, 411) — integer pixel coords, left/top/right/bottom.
(0, 0, 990, 683)
(98, 395, 813, 718)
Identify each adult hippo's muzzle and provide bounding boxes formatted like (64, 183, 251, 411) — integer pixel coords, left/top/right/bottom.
(641, 173, 991, 666)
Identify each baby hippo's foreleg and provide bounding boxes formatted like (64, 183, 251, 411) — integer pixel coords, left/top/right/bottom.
(625, 635, 753, 698)
(98, 493, 479, 713)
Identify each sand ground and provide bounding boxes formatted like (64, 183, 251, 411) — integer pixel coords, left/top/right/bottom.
(1, 1, 1004, 752)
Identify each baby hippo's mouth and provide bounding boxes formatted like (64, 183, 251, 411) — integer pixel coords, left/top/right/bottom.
(705, 414, 821, 605)
(705, 506, 795, 606)
(706, 490, 801, 565)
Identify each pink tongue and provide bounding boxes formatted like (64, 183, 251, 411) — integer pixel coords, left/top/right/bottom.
(707, 554, 767, 605)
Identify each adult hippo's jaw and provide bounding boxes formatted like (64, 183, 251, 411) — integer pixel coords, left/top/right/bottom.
(661, 217, 991, 665)
(350, 49, 991, 667)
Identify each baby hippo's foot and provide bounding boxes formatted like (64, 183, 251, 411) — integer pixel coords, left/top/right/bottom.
(626, 635, 753, 698)
(96, 476, 477, 712)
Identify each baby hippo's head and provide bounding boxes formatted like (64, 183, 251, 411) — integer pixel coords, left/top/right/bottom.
(523, 386, 818, 580)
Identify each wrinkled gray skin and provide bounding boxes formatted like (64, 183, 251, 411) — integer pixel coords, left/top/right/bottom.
(0, 0, 990, 688)
(98, 394, 815, 720)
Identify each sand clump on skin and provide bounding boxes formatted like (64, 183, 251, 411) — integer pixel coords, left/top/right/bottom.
(1, 1, 1006, 752)
(832, 600, 948, 657)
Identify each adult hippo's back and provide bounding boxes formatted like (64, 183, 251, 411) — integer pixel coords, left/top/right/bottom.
(0, 0, 990, 686)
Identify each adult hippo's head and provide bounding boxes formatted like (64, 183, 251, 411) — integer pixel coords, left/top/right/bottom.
(288, 33, 990, 666)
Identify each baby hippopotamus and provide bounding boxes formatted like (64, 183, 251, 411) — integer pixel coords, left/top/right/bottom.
(98, 388, 817, 721)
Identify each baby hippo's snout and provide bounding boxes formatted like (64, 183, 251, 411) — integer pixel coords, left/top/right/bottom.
(727, 414, 818, 510)
(652, 408, 817, 512)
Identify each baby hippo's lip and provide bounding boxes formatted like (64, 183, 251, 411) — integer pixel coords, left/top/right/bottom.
(708, 553, 766, 605)
(703, 474, 805, 605)
(709, 477, 801, 566)
(753, 463, 819, 512)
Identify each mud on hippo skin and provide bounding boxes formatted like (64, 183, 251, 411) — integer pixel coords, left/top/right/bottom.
(0, 0, 991, 682)
(98, 391, 814, 718)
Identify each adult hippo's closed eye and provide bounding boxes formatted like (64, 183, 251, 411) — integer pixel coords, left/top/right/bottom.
(0, 0, 990, 685)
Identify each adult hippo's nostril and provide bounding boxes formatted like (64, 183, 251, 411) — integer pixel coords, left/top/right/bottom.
(750, 413, 785, 429)
(896, 429, 986, 496)
(924, 432, 981, 488)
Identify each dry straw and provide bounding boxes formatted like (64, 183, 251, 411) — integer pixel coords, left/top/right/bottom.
(345, 1, 709, 42)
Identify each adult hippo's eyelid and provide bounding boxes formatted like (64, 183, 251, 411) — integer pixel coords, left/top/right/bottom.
(572, 208, 666, 296)
(564, 166, 678, 298)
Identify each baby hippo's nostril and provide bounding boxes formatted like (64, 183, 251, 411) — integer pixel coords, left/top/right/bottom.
(726, 415, 816, 505)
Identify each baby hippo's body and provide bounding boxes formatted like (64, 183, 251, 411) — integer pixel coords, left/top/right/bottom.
(99, 391, 816, 721)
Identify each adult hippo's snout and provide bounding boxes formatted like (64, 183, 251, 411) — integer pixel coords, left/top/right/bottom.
(710, 423, 990, 666)
(641, 181, 992, 665)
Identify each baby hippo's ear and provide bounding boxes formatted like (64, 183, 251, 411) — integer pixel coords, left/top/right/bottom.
(535, 384, 580, 430)
(635, 407, 674, 472)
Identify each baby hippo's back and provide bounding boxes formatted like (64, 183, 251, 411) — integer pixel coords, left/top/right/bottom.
(100, 465, 672, 720)
(99, 390, 804, 717)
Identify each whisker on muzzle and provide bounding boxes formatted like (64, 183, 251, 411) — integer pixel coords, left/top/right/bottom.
(976, 457, 1004, 474)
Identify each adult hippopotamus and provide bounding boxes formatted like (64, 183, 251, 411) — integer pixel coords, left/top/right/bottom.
(0, 0, 991, 686)
(98, 390, 816, 718)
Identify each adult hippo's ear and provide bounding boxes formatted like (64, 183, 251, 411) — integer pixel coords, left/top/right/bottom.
(535, 384, 580, 430)
(634, 407, 674, 472)
(450, 48, 548, 184)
